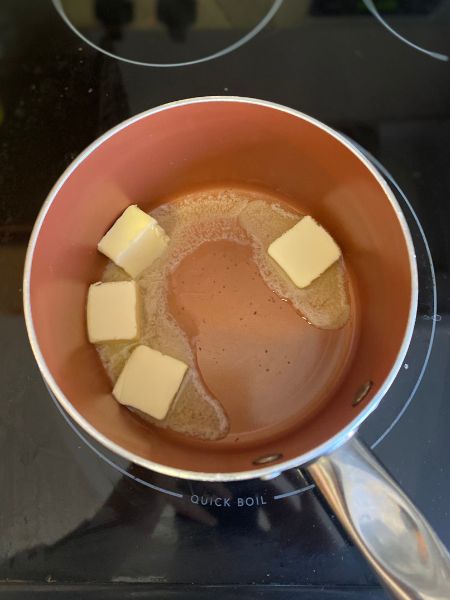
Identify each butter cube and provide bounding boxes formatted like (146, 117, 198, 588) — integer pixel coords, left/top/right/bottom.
(87, 281, 138, 343)
(98, 205, 169, 278)
(113, 345, 188, 420)
(268, 216, 341, 288)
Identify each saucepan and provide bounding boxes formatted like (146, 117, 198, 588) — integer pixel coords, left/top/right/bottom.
(23, 97, 450, 598)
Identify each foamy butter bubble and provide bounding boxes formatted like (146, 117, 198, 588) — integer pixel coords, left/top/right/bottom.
(96, 189, 350, 440)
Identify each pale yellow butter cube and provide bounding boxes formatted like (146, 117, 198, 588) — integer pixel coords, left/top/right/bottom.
(98, 205, 169, 278)
(113, 345, 188, 420)
(87, 281, 138, 343)
(268, 216, 341, 288)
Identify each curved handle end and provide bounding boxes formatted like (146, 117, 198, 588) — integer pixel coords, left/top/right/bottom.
(307, 438, 450, 599)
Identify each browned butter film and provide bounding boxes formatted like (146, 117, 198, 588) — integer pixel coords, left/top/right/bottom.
(97, 187, 353, 442)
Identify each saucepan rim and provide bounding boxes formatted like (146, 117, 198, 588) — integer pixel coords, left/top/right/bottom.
(23, 96, 418, 481)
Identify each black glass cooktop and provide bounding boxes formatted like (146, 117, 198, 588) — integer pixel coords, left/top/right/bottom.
(1, 1, 450, 598)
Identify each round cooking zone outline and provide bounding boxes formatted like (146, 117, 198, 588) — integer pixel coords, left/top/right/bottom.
(52, 0, 284, 68)
(47, 144, 436, 503)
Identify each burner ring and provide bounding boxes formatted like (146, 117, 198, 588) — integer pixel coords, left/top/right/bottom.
(52, 0, 284, 68)
(352, 143, 437, 451)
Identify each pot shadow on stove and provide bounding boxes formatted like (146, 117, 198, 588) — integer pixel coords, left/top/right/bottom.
(2, 462, 356, 582)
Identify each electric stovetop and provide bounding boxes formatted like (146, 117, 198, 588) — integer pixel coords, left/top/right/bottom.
(1, 1, 450, 598)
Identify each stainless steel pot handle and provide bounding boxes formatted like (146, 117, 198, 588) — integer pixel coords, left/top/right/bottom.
(307, 437, 450, 599)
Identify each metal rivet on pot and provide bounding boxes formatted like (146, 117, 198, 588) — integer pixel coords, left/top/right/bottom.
(352, 380, 373, 406)
(253, 453, 283, 466)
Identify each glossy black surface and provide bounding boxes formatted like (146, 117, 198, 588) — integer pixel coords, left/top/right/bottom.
(1, 1, 450, 598)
